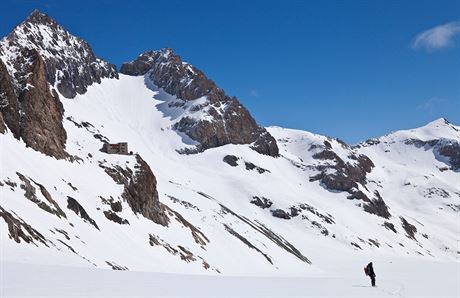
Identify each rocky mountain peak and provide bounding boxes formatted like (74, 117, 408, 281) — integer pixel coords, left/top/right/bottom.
(121, 48, 217, 102)
(120, 49, 279, 156)
(25, 9, 58, 26)
(0, 9, 118, 98)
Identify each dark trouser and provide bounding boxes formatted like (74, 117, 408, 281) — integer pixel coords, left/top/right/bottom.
(370, 275, 376, 287)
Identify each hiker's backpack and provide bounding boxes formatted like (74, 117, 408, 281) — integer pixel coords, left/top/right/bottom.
(364, 266, 369, 276)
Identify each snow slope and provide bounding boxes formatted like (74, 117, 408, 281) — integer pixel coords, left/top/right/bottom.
(2, 256, 459, 298)
(1, 74, 459, 279)
(0, 10, 459, 298)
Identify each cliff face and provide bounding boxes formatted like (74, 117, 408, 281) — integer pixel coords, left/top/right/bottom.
(18, 49, 68, 159)
(100, 155, 169, 227)
(121, 49, 279, 157)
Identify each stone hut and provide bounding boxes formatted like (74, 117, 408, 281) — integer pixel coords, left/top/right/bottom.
(102, 142, 129, 155)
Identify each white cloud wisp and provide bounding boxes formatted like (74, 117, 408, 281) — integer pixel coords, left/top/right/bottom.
(412, 21, 460, 51)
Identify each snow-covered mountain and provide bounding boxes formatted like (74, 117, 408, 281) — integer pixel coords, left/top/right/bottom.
(1, 10, 459, 277)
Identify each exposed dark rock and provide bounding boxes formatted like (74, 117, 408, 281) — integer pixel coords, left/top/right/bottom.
(148, 234, 161, 246)
(106, 261, 128, 271)
(110, 201, 123, 212)
(67, 196, 99, 230)
(424, 187, 450, 198)
(362, 191, 391, 219)
(167, 195, 201, 211)
(34, 180, 66, 218)
(223, 155, 239, 167)
(304, 219, 330, 236)
(293, 204, 335, 224)
(218, 203, 310, 264)
(120, 49, 278, 157)
(0, 10, 118, 99)
(383, 221, 397, 233)
(0, 206, 48, 246)
(17, 172, 66, 218)
(446, 204, 460, 212)
(149, 234, 180, 255)
(347, 190, 371, 203)
(223, 155, 268, 173)
(311, 147, 391, 219)
(250, 196, 273, 209)
(164, 205, 209, 246)
(148, 233, 217, 271)
(0, 110, 5, 133)
(16, 49, 67, 159)
(3, 178, 17, 189)
(255, 221, 311, 264)
(66, 181, 78, 191)
(244, 162, 269, 174)
(351, 242, 362, 250)
(55, 228, 70, 240)
(368, 239, 380, 247)
(245, 162, 255, 170)
(405, 138, 460, 171)
(400, 216, 417, 240)
(271, 209, 291, 220)
(104, 210, 129, 225)
(101, 154, 168, 226)
(177, 245, 196, 262)
(437, 142, 460, 171)
(224, 224, 273, 264)
(313, 151, 374, 191)
(312, 149, 342, 163)
(124, 156, 168, 226)
(57, 239, 77, 254)
(0, 59, 20, 137)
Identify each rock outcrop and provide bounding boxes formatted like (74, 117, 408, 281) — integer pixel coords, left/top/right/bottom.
(67, 196, 99, 230)
(437, 142, 460, 171)
(120, 49, 278, 156)
(18, 49, 67, 158)
(0, 206, 48, 246)
(404, 138, 460, 171)
(100, 155, 169, 226)
(310, 141, 391, 219)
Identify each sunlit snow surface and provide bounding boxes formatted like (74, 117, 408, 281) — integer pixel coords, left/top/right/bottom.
(2, 257, 459, 297)
(1, 75, 459, 297)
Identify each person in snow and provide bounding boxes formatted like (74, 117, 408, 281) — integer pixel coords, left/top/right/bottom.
(365, 262, 376, 287)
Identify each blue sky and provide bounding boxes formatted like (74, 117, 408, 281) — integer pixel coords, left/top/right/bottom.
(2, 0, 459, 143)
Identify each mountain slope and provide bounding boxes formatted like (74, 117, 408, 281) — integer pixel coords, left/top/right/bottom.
(1, 74, 458, 274)
(0, 10, 459, 276)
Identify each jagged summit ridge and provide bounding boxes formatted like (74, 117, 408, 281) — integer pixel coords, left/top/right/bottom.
(121, 48, 279, 156)
(0, 9, 118, 98)
(121, 48, 219, 102)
